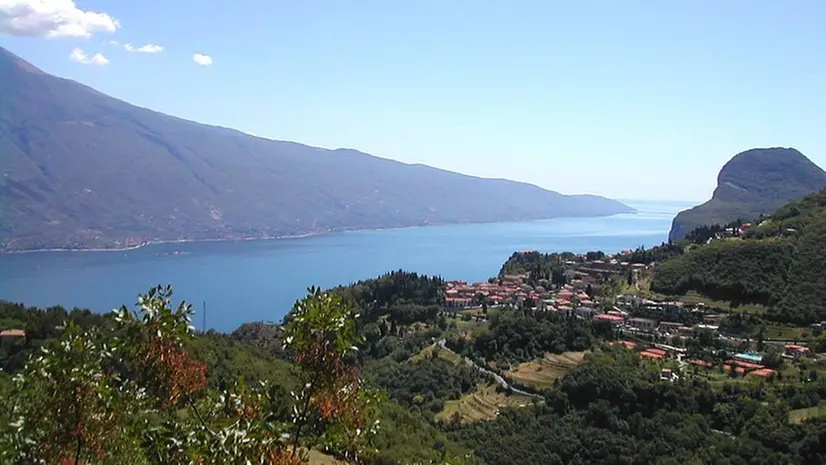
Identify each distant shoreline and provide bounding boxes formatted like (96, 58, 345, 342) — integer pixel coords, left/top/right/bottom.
(1, 208, 654, 255)
(2, 232, 327, 255)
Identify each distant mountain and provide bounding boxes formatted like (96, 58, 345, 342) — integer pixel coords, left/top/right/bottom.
(668, 147, 826, 241)
(0, 46, 632, 252)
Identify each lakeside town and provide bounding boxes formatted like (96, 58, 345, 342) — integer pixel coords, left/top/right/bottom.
(441, 250, 822, 383)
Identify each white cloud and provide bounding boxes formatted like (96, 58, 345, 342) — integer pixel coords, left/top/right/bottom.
(107, 39, 118, 45)
(192, 52, 212, 66)
(0, 0, 119, 38)
(124, 43, 164, 53)
(69, 47, 108, 66)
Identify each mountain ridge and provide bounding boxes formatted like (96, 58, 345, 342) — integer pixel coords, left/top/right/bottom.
(0, 46, 631, 252)
(667, 147, 826, 240)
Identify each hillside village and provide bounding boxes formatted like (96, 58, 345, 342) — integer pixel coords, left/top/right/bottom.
(441, 250, 820, 385)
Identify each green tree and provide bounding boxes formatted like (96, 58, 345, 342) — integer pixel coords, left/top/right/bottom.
(0, 285, 381, 465)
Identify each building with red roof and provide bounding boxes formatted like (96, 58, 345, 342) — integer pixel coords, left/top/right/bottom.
(645, 348, 667, 357)
(785, 344, 810, 359)
(0, 329, 25, 338)
(748, 368, 777, 378)
(640, 351, 664, 360)
(727, 359, 764, 371)
(596, 314, 625, 324)
(0, 329, 25, 349)
(687, 359, 713, 368)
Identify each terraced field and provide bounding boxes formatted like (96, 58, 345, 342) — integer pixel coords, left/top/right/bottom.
(436, 384, 537, 424)
(506, 351, 587, 390)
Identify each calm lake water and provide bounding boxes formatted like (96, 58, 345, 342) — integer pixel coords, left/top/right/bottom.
(0, 200, 692, 331)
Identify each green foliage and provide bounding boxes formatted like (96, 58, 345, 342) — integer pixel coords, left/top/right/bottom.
(2, 322, 143, 463)
(652, 188, 826, 323)
(371, 402, 481, 465)
(331, 271, 445, 323)
(615, 243, 683, 265)
(365, 357, 482, 414)
(468, 309, 612, 364)
(651, 239, 794, 305)
(449, 351, 826, 465)
(0, 300, 109, 373)
(498, 251, 569, 286)
(0, 285, 381, 465)
(188, 333, 297, 391)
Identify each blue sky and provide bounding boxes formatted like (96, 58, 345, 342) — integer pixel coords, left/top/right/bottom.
(2, 1, 826, 201)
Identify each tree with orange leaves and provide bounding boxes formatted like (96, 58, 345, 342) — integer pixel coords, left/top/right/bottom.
(0, 285, 381, 465)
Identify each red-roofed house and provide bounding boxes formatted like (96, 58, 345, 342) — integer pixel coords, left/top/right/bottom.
(645, 348, 667, 357)
(687, 359, 712, 368)
(785, 344, 810, 359)
(596, 314, 625, 324)
(640, 351, 664, 360)
(722, 365, 746, 374)
(0, 329, 25, 338)
(0, 329, 25, 349)
(748, 368, 777, 378)
(727, 360, 764, 371)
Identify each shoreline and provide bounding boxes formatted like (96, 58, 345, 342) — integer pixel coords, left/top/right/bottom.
(2, 232, 327, 255)
(1, 207, 656, 255)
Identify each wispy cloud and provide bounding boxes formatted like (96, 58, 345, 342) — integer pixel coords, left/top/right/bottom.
(124, 43, 164, 53)
(192, 53, 212, 66)
(0, 0, 119, 38)
(69, 48, 109, 66)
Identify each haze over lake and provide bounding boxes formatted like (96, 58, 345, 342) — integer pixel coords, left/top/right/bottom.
(0, 200, 691, 331)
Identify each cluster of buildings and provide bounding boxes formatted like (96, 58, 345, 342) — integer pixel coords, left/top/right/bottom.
(612, 341, 785, 380)
(614, 339, 816, 381)
(716, 353, 777, 378)
(442, 251, 655, 313)
(444, 275, 548, 308)
(583, 295, 726, 338)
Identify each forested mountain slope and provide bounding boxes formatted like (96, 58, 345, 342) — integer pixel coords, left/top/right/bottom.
(653, 188, 826, 323)
(668, 148, 826, 240)
(0, 46, 630, 252)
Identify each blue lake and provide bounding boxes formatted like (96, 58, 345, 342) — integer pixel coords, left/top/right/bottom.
(0, 200, 692, 331)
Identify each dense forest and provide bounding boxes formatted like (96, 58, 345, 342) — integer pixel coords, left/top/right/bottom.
(450, 350, 826, 465)
(498, 251, 572, 285)
(466, 310, 613, 365)
(651, 188, 826, 323)
(332, 270, 446, 323)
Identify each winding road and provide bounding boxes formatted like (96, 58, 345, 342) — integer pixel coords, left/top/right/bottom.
(436, 339, 543, 399)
